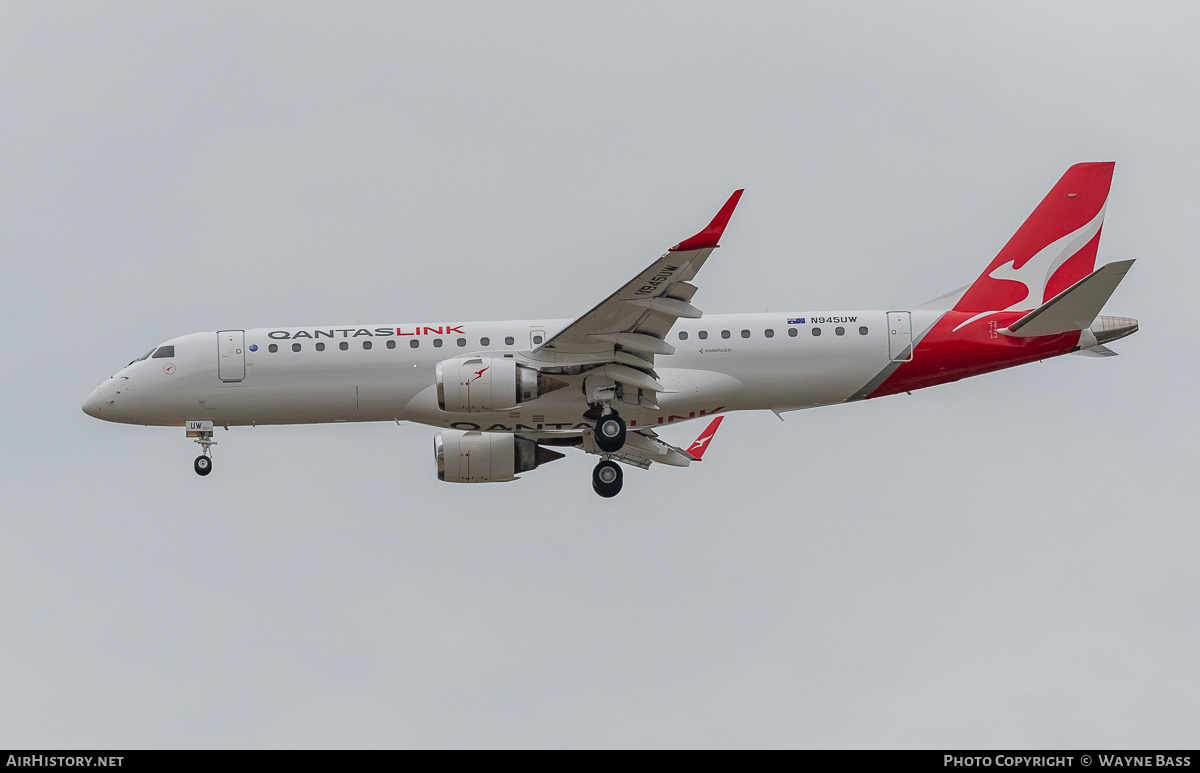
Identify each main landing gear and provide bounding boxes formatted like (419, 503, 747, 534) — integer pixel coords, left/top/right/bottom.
(589, 406, 626, 497)
(592, 460, 623, 498)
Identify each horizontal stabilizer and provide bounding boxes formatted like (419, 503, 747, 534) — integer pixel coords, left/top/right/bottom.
(1071, 344, 1118, 357)
(1001, 259, 1135, 337)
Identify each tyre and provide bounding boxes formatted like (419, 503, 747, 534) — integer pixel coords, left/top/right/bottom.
(594, 413, 626, 453)
(194, 455, 213, 476)
(591, 460, 623, 498)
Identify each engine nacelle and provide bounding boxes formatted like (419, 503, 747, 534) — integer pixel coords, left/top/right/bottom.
(435, 356, 566, 413)
(435, 431, 565, 483)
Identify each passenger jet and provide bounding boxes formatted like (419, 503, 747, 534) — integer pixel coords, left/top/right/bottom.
(82, 162, 1138, 497)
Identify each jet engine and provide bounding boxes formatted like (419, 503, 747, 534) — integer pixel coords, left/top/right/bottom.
(435, 430, 565, 483)
(435, 356, 567, 413)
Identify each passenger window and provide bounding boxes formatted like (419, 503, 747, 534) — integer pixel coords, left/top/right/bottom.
(835, 327, 845, 336)
(505, 336, 515, 346)
(788, 328, 797, 337)
(481, 337, 490, 346)
(363, 340, 372, 350)
(679, 331, 688, 340)
(533, 335, 543, 345)
(698, 331, 708, 340)
(410, 339, 419, 349)
(740, 330, 750, 338)
(859, 326, 868, 335)
(434, 339, 443, 348)
(812, 327, 822, 336)
(152, 346, 175, 359)
(764, 329, 774, 338)
(339, 342, 349, 350)
(269, 344, 278, 353)
(316, 342, 325, 351)
(721, 330, 730, 339)
(292, 343, 302, 352)
(457, 338, 466, 347)
(386, 339, 396, 349)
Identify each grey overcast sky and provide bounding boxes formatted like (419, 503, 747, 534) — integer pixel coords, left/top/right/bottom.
(1, 1, 1196, 749)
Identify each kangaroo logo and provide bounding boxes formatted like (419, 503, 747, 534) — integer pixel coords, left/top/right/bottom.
(953, 203, 1106, 332)
(463, 366, 489, 387)
(463, 362, 492, 386)
(688, 433, 715, 454)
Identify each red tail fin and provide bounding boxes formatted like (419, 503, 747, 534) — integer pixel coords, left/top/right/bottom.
(951, 162, 1114, 329)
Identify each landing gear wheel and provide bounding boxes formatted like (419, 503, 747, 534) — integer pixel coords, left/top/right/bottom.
(194, 455, 213, 476)
(592, 460, 623, 498)
(594, 412, 626, 453)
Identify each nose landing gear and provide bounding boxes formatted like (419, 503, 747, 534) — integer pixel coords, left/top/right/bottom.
(187, 420, 217, 477)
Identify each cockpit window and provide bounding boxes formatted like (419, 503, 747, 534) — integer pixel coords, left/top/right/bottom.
(128, 349, 155, 366)
(152, 346, 175, 359)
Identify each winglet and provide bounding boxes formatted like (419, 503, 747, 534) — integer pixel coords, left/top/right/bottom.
(671, 190, 744, 252)
(685, 416, 725, 460)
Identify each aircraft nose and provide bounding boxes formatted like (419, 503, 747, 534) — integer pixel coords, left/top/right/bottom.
(82, 381, 117, 420)
(82, 388, 104, 418)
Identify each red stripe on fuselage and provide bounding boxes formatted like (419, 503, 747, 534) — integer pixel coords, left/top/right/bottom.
(868, 311, 1078, 398)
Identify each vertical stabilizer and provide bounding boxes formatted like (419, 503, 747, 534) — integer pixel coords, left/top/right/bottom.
(951, 162, 1115, 331)
(864, 163, 1125, 400)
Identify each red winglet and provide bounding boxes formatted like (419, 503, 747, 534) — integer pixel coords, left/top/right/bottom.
(685, 416, 725, 460)
(671, 189, 744, 252)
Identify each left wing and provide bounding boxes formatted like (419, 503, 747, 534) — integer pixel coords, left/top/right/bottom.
(533, 190, 744, 394)
(585, 416, 726, 470)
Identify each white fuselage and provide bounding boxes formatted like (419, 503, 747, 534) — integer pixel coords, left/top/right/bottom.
(82, 310, 930, 435)
(79, 166, 1135, 495)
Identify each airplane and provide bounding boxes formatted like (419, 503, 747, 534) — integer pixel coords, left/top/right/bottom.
(82, 162, 1138, 497)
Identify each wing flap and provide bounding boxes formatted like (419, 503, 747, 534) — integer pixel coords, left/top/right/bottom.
(588, 331, 676, 356)
(612, 350, 654, 369)
(599, 417, 726, 469)
(623, 296, 703, 318)
(609, 438, 693, 468)
(600, 363, 665, 393)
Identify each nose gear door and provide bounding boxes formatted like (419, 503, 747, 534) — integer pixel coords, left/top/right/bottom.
(217, 330, 246, 381)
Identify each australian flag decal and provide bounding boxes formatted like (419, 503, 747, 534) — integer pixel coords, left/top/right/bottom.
(787, 317, 805, 324)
